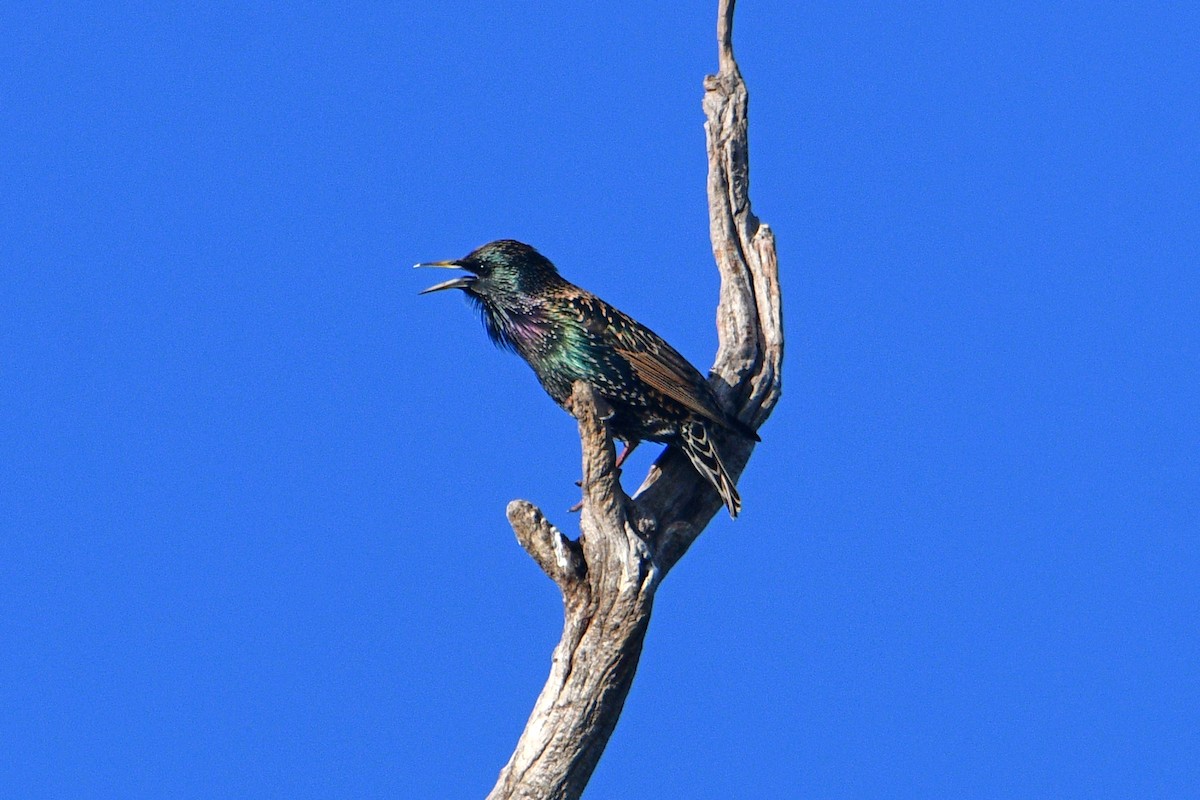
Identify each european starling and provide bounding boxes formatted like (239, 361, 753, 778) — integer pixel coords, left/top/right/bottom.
(416, 239, 759, 517)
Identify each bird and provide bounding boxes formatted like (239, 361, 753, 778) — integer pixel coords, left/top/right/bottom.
(415, 239, 759, 517)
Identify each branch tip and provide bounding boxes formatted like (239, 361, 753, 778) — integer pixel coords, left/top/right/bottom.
(507, 499, 584, 589)
(717, 0, 736, 73)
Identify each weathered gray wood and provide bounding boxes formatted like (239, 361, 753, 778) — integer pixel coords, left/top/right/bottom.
(487, 0, 783, 796)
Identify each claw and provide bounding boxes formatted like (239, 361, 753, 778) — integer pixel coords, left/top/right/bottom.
(614, 440, 640, 469)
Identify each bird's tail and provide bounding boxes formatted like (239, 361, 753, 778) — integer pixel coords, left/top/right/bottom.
(680, 419, 742, 518)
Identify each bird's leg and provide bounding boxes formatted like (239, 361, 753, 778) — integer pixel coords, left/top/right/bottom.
(614, 439, 640, 469)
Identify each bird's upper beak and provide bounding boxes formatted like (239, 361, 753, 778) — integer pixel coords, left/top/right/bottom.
(414, 260, 477, 295)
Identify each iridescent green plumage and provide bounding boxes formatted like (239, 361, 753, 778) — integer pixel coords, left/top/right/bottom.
(417, 239, 759, 517)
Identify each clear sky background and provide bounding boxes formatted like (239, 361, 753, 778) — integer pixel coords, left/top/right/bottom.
(2, 2, 1197, 798)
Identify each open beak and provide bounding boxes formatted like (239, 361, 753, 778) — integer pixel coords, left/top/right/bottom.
(414, 260, 476, 295)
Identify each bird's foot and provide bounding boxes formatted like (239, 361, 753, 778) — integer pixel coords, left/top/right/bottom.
(614, 440, 640, 470)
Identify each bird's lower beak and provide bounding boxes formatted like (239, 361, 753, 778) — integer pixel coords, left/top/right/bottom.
(414, 260, 477, 295)
(418, 274, 476, 294)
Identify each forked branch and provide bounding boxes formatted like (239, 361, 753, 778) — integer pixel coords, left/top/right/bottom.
(487, 0, 782, 797)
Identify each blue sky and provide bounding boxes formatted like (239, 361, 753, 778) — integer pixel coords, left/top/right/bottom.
(2, 2, 1197, 797)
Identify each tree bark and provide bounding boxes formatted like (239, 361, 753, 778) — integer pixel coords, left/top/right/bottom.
(487, 1, 783, 797)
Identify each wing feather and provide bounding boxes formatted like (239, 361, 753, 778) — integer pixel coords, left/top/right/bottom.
(587, 298, 759, 441)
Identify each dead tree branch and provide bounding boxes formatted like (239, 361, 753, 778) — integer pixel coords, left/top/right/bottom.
(487, 1, 783, 797)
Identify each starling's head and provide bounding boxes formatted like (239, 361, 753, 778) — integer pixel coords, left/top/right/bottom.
(415, 240, 561, 304)
(416, 240, 565, 351)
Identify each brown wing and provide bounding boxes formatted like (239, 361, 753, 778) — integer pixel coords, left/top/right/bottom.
(597, 300, 760, 441)
(617, 343, 725, 423)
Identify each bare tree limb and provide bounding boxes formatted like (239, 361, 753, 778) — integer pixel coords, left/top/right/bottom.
(487, 0, 782, 796)
(490, 383, 659, 800)
(632, 0, 783, 571)
(507, 500, 585, 591)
